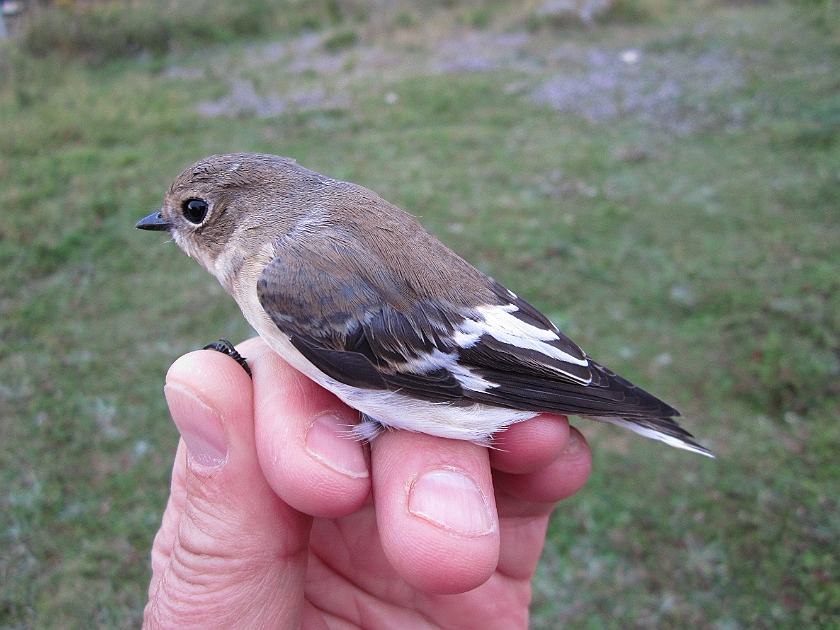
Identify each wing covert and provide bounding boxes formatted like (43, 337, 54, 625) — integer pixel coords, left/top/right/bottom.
(256, 241, 469, 401)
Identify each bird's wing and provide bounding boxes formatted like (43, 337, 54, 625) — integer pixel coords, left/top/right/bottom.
(255, 237, 682, 422)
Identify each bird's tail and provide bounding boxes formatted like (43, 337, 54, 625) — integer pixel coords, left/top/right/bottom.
(585, 414, 714, 458)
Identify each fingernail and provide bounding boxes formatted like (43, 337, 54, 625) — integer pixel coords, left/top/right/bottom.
(408, 468, 495, 536)
(564, 428, 585, 454)
(305, 413, 369, 478)
(164, 384, 228, 468)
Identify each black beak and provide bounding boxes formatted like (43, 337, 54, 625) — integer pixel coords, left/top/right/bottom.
(136, 211, 172, 232)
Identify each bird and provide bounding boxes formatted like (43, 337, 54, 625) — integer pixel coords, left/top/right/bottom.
(136, 153, 712, 457)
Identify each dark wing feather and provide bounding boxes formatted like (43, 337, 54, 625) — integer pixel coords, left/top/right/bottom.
(257, 241, 469, 402)
(462, 359, 678, 417)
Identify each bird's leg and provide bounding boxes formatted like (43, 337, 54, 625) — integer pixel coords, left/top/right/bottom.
(203, 338, 253, 379)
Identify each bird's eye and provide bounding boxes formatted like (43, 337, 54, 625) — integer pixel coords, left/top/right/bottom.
(182, 198, 209, 224)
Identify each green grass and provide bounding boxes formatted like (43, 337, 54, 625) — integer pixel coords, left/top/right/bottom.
(1, 1, 839, 628)
(20, 0, 344, 63)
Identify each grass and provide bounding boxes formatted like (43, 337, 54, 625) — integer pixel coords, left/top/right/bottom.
(20, 0, 339, 63)
(1, 0, 839, 627)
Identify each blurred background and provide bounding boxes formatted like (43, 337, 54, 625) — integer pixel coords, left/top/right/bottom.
(1, 0, 838, 627)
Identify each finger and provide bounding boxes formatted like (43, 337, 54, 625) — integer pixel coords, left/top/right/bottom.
(148, 441, 187, 595)
(244, 338, 371, 519)
(494, 426, 592, 508)
(490, 414, 570, 475)
(372, 431, 500, 594)
(494, 427, 592, 580)
(144, 349, 311, 630)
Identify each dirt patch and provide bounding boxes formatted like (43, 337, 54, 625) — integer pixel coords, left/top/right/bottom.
(187, 26, 745, 133)
(531, 47, 745, 134)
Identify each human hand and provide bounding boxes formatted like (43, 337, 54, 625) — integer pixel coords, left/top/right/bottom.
(143, 337, 592, 629)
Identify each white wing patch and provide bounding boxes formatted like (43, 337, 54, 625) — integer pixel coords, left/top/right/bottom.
(398, 302, 595, 394)
(453, 304, 592, 383)
(400, 348, 495, 393)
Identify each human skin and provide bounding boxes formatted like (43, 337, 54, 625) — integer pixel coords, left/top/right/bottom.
(143, 337, 592, 629)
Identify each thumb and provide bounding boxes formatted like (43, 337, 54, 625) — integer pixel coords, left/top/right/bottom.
(144, 349, 312, 630)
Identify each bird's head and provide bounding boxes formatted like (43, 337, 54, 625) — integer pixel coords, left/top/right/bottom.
(136, 153, 330, 284)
